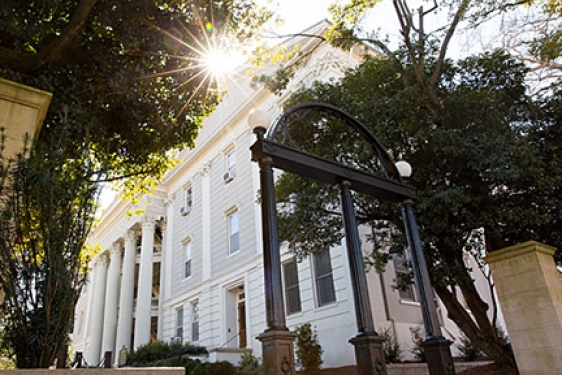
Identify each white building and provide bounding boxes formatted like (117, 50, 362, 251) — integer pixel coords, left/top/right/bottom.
(72, 21, 498, 369)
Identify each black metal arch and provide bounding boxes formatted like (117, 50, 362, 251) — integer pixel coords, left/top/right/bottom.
(267, 102, 401, 182)
(251, 102, 455, 375)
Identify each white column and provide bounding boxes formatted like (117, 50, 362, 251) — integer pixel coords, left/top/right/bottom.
(86, 255, 108, 366)
(157, 221, 166, 340)
(102, 243, 122, 359)
(115, 230, 136, 361)
(201, 164, 212, 280)
(134, 217, 155, 349)
(163, 200, 174, 302)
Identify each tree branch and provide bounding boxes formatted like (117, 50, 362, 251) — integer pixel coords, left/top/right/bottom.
(431, 0, 471, 85)
(0, 0, 99, 72)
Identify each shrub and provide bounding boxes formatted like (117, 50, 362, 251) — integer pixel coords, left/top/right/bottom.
(237, 352, 263, 375)
(295, 323, 323, 375)
(380, 327, 402, 363)
(456, 334, 483, 362)
(409, 326, 426, 363)
(126, 340, 208, 366)
(188, 361, 237, 375)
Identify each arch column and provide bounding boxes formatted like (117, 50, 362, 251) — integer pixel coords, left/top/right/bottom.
(102, 242, 122, 361)
(115, 230, 137, 362)
(134, 217, 155, 349)
(86, 255, 109, 366)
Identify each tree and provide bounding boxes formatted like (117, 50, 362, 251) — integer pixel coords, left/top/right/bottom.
(251, 0, 559, 369)
(0, 0, 269, 367)
(273, 49, 561, 369)
(479, 0, 562, 84)
(0, 131, 98, 368)
(0, 0, 270, 190)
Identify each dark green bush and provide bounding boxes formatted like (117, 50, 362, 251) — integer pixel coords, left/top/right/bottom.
(237, 352, 263, 375)
(126, 340, 208, 366)
(295, 323, 323, 375)
(187, 361, 237, 375)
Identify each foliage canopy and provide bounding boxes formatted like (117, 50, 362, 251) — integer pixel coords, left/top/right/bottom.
(0, 0, 269, 368)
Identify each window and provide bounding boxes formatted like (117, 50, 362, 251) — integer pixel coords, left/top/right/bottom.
(393, 252, 417, 301)
(228, 211, 239, 254)
(183, 241, 192, 279)
(283, 259, 302, 314)
(180, 185, 192, 216)
(185, 186, 192, 209)
(224, 149, 237, 183)
(313, 249, 336, 306)
(176, 308, 184, 343)
(227, 150, 236, 174)
(191, 301, 200, 342)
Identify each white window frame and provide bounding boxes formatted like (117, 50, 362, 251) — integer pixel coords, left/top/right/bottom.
(176, 307, 184, 343)
(313, 249, 336, 307)
(227, 209, 240, 255)
(184, 185, 193, 209)
(191, 301, 200, 343)
(227, 149, 236, 174)
(283, 258, 302, 315)
(224, 147, 237, 183)
(393, 251, 417, 302)
(182, 240, 192, 279)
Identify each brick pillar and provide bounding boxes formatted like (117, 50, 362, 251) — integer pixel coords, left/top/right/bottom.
(485, 241, 562, 375)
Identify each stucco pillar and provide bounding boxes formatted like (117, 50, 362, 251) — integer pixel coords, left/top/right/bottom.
(134, 217, 155, 349)
(157, 221, 166, 340)
(86, 255, 109, 366)
(201, 164, 212, 281)
(0, 78, 51, 160)
(115, 230, 136, 361)
(101, 243, 122, 361)
(486, 241, 562, 375)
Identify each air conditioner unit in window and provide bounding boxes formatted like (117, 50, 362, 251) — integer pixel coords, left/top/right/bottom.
(223, 170, 237, 183)
(180, 206, 191, 216)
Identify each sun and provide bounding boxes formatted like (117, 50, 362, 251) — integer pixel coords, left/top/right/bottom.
(203, 47, 242, 77)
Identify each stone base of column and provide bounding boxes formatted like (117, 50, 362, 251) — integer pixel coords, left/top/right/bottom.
(258, 329, 297, 375)
(349, 333, 386, 375)
(421, 337, 456, 375)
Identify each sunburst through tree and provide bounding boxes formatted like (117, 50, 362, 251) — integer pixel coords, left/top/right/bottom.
(0, 0, 270, 368)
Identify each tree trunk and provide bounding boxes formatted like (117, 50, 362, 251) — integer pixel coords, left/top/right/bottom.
(434, 282, 517, 370)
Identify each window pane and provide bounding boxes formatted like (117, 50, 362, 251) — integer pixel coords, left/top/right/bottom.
(229, 212, 239, 253)
(191, 302, 199, 342)
(229, 212, 238, 233)
(393, 252, 416, 301)
(315, 250, 332, 274)
(283, 260, 301, 314)
(228, 151, 236, 169)
(184, 242, 192, 278)
(230, 232, 239, 254)
(317, 274, 336, 305)
(185, 260, 191, 279)
(176, 308, 184, 341)
(185, 187, 192, 208)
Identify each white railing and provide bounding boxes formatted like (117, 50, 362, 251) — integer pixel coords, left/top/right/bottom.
(136, 245, 162, 255)
(133, 298, 160, 309)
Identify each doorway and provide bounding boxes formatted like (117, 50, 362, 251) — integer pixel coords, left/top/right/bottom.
(238, 292, 247, 348)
